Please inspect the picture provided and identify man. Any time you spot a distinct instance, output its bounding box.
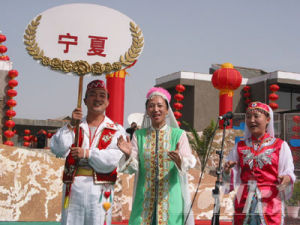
[51,80,126,225]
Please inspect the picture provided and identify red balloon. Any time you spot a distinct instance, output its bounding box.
[269,84,280,92]
[24,129,31,135]
[6,109,16,118]
[269,102,278,110]
[174,111,182,119]
[5,120,15,128]
[174,93,184,101]
[175,84,186,93]
[0,34,6,42]
[243,86,251,91]
[4,140,14,146]
[8,79,18,88]
[6,89,17,97]
[269,93,279,101]
[293,115,300,123]
[4,130,14,138]
[243,92,251,98]
[23,142,30,147]
[0,45,7,54]
[177,120,181,127]
[8,70,18,78]
[6,99,17,107]
[173,102,183,110]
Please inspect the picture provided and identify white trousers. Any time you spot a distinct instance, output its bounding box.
[61,176,114,225]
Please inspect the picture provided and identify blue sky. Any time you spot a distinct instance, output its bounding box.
[1,0,300,127]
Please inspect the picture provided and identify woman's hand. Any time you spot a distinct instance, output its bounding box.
[223,161,237,174]
[117,136,132,159]
[168,143,181,170]
[277,175,291,192]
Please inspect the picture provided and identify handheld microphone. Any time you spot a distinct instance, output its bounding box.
[218,111,233,120]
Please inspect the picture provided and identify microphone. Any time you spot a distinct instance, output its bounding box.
[219,111,233,120]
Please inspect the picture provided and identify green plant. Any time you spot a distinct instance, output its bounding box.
[286,180,300,206]
[183,120,216,172]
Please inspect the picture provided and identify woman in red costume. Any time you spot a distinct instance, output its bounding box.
[223,101,295,225]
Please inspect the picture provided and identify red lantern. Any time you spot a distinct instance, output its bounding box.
[245,99,251,104]
[269,93,279,101]
[174,111,182,119]
[34,137,38,142]
[269,84,280,92]
[0,55,10,61]
[174,93,184,101]
[0,34,6,42]
[6,99,17,107]
[4,130,15,138]
[6,89,17,97]
[173,102,183,110]
[24,136,31,142]
[243,92,251,98]
[212,64,242,90]
[4,140,14,146]
[243,86,251,91]
[24,129,31,135]
[6,109,16,118]
[292,126,300,132]
[177,121,181,127]
[269,102,278,110]
[8,70,18,78]
[23,142,30,147]
[0,45,7,54]
[47,133,53,138]
[5,120,15,128]
[175,84,186,93]
[8,79,18,88]
[293,115,300,123]
[292,134,300,139]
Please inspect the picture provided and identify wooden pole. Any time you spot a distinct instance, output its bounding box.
[75,76,84,146]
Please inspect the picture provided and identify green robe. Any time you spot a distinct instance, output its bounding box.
[129,126,184,225]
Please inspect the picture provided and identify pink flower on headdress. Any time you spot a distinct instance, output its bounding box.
[146,87,171,102]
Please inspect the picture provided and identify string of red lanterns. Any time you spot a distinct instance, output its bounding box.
[291,115,300,161]
[173,84,185,127]
[2,33,18,146]
[268,84,279,110]
[243,85,251,105]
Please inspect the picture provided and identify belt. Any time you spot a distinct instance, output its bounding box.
[75,167,93,176]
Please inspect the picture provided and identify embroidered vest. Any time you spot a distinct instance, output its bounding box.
[63,127,118,184]
[234,135,284,225]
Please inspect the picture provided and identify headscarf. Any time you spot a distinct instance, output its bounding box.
[244,101,275,139]
[141,87,179,129]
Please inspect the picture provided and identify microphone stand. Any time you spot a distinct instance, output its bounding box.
[211,118,230,225]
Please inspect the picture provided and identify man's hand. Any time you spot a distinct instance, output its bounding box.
[223,161,237,174]
[277,175,291,192]
[117,136,132,159]
[71,108,83,125]
[168,143,181,170]
[70,146,87,159]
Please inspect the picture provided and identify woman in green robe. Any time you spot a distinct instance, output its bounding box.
[118,87,196,225]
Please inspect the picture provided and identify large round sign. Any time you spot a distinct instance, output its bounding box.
[24,3,144,75]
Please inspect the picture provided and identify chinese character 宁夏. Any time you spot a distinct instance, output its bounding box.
[87,35,108,57]
[58,33,78,53]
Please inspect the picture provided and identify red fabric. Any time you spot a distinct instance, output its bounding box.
[106,76,125,125]
[234,136,284,225]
